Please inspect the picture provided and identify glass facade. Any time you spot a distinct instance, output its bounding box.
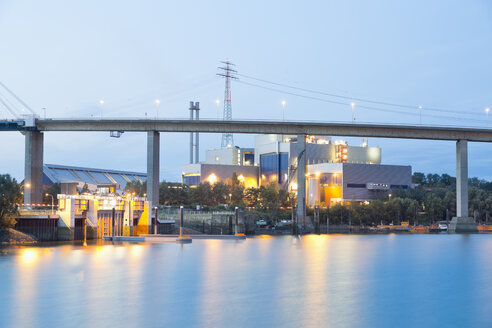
[260,153,288,184]
[183,175,200,186]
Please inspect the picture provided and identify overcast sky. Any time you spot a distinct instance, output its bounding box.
[1,0,491,182]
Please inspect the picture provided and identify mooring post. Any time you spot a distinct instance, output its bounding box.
[154,207,158,235]
[291,197,296,235]
[176,206,191,243]
[235,206,239,235]
[111,207,115,241]
[180,206,184,237]
[83,211,87,246]
[326,207,330,234]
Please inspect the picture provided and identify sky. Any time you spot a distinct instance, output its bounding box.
[1,0,491,182]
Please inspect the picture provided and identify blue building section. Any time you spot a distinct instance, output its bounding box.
[42,164,146,191]
[260,153,288,184]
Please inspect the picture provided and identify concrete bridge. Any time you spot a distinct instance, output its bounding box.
[6,118,492,232]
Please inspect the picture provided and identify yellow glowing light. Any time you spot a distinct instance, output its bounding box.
[315,172,320,177]
[19,248,38,266]
[25,183,31,189]
[207,173,217,185]
[237,174,245,182]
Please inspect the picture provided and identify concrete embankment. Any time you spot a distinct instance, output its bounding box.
[0,228,38,245]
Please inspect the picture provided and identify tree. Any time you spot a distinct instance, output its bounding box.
[211,182,231,205]
[43,183,60,204]
[124,181,146,196]
[159,181,189,205]
[0,174,22,230]
[189,182,214,205]
[259,183,280,210]
[244,187,260,209]
[81,183,90,194]
[412,172,426,186]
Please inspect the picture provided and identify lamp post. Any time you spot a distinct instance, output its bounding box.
[418,105,423,125]
[486,107,490,128]
[281,100,286,121]
[45,193,54,214]
[350,102,355,123]
[99,99,104,118]
[155,99,160,119]
[215,99,220,119]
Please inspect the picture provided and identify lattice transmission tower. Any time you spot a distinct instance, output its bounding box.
[217,60,237,148]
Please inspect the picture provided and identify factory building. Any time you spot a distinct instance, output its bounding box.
[306,163,412,206]
[182,134,411,206]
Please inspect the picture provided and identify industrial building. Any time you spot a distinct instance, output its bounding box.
[42,164,146,193]
[182,134,411,206]
[306,163,412,206]
[56,183,151,240]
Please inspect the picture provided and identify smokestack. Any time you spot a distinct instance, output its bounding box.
[195,102,200,163]
[189,101,194,164]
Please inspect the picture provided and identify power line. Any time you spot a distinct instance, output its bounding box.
[236,79,485,123]
[237,73,484,117]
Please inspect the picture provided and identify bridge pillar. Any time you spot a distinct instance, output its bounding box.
[449,140,477,233]
[146,131,160,209]
[24,131,44,205]
[296,134,306,231]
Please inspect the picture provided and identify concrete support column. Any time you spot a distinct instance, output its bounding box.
[449,139,477,233]
[24,131,44,205]
[146,131,160,209]
[296,134,306,230]
[456,140,468,217]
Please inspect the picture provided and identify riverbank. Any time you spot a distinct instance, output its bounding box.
[0,228,38,245]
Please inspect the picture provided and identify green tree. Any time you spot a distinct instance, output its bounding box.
[43,183,60,205]
[244,187,260,209]
[212,182,231,205]
[0,174,22,229]
[159,181,189,205]
[81,183,90,194]
[124,181,146,196]
[189,182,214,205]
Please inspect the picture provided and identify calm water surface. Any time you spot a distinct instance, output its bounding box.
[1,234,492,328]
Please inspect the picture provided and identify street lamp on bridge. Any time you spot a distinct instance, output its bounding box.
[486,107,490,128]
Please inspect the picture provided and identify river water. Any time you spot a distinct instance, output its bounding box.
[1,234,491,328]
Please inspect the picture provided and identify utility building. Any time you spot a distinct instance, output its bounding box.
[182,134,411,207]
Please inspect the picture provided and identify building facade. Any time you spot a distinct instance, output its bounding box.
[181,134,411,207]
[56,183,150,240]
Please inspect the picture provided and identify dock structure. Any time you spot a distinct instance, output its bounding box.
[104,234,246,243]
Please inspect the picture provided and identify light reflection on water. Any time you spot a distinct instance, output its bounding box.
[1,235,492,328]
